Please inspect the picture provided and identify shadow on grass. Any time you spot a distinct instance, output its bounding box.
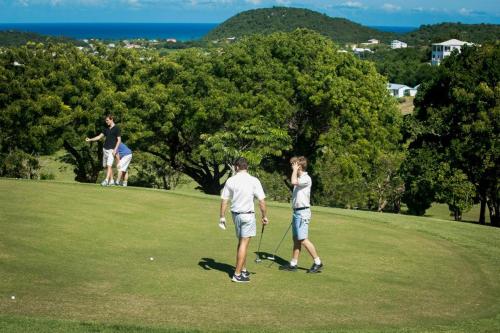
[255,251,287,266]
[254,252,308,271]
[198,258,234,278]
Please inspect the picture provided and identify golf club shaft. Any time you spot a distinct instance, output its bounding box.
[268,222,292,267]
[256,224,265,254]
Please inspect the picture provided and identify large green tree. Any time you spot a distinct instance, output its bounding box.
[402,43,499,225]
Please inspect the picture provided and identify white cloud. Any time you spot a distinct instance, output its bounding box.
[124,0,141,7]
[342,1,364,9]
[459,8,470,16]
[245,0,262,4]
[17,0,29,6]
[382,3,401,12]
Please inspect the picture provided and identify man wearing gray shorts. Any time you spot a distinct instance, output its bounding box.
[219,157,269,283]
[279,156,323,273]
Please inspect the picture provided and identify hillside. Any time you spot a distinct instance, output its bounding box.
[402,22,500,45]
[204,8,500,46]
[1,179,500,332]
[0,30,86,47]
[204,7,395,44]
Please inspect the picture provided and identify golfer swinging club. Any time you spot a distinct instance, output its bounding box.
[219,157,269,283]
[279,156,323,273]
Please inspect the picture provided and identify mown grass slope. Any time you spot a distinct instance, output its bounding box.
[1,179,499,332]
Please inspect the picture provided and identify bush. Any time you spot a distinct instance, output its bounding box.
[257,170,291,203]
[0,151,40,179]
[40,172,55,180]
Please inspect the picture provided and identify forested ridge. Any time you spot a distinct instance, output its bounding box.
[0,30,86,47]
[204,7,395,43]
[205,7,500,46]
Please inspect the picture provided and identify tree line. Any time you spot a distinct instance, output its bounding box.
[0,30,498,225]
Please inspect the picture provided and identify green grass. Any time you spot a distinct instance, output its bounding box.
[38,151,76,183]
[1,179,500,332]
[425,203,489,224]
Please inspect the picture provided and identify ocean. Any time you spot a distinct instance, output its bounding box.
[0,23,218,41]
[0,23,417,41]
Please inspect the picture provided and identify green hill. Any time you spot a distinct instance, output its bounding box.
[1,179,500,332]
[402,22,500,45]
[204,7,395,44]
[0,30,86,47]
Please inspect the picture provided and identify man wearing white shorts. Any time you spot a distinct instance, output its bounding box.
[115,143,132,186]
[219,157,269,283]
[85,115,121,186]
[279,156,323,273]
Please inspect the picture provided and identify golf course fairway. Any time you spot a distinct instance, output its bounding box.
[1,179,499,332]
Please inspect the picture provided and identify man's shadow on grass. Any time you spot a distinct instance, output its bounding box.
[198,258,234,278]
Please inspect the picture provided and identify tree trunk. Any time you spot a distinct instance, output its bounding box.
[181,160,228,195]
[479,197,486,225]
[63,140,101,183]
[487,196,500,227]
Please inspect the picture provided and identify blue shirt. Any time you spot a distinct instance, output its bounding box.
[117,143,132,157]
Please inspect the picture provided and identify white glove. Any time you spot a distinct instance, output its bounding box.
[218,217,226,230]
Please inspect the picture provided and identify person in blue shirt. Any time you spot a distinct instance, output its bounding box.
[115,143,133,186]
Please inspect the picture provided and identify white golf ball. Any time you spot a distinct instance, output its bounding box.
[149,257,154,261]
[10,295,15,300]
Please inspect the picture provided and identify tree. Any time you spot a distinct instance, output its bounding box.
[403,43,500,226]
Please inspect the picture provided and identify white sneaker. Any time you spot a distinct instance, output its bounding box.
[100,180,108,186]
[108,180,115,186]
[122,181,127,187]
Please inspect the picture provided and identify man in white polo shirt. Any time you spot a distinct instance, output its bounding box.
[279,156,323,273]
[220,157,269,283]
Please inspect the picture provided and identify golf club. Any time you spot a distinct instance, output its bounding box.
[254,224,266,263]
[267,222,292,267]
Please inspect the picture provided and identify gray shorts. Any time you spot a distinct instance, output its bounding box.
[232,213,256,238]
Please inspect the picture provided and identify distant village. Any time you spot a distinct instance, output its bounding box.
[74,35,474,100]
[345,37,474,98]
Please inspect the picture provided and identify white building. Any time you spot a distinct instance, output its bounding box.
[391,40,407,49]
[353,47,373,55]
[367,39,379,44]
[431,39,474,65]
[388,83,419,98]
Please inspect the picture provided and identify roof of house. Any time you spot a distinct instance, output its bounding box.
[388,83,410,90]
[432,39,473,46]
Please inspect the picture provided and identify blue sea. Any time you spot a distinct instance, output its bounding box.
[0,23,218,41]
[0,23,416,41]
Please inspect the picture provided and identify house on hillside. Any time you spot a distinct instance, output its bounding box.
[431,39,474,65]
[387,83,419,98]
[391,40,407,49]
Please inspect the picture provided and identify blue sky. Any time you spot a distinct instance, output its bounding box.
[1,0,499,26]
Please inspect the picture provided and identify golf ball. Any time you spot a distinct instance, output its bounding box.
[149,257,154,261]
[10,296,15,300]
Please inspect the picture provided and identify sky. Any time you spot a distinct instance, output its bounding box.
[1,0,499,26]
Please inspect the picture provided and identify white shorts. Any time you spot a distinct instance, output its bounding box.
[232,213,256,239]
[117,154,132,172]
[102,149,114,167]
